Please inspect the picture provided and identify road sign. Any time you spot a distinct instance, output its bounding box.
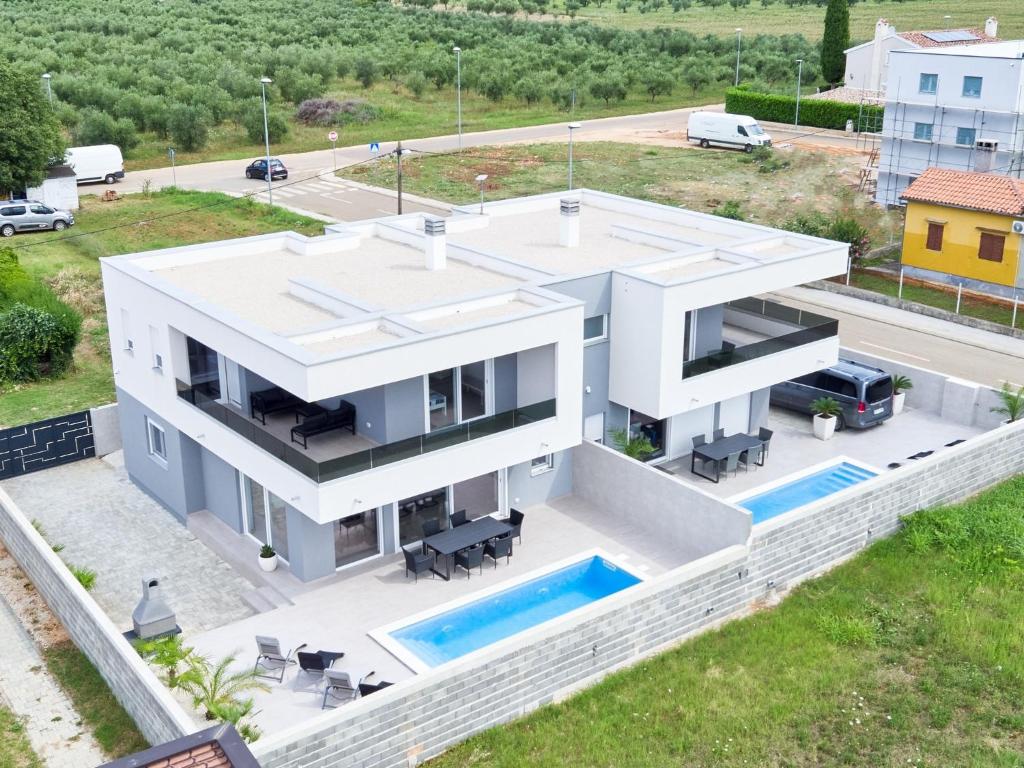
[370,142,380,153]
[327,130,338,142]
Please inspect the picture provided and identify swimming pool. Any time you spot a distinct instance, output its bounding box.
[383,555,642,670]
[735,460,878,524]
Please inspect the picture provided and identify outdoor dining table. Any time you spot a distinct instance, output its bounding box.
[690,432,764,483]
[422,516,513,581]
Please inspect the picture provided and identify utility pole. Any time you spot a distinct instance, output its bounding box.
[396,141,403,215]
[794,59,804,127]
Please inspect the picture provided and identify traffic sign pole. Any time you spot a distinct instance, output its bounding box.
[327,130,338,171]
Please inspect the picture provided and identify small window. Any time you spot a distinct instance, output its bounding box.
[926,222,944,252]
[955,127,977,146]
[530,454,554,475]
[120,308,133,353]
[153,353,163,370]
[866,377,893,403]
[29,204,52,214]
[978,232,1005,262]
[962,76,983,98]
[1,206,26,216]
[918,73,938,94]
[146,417,167,466]
[737,125,748,137]
[583,315,608,343]
[912,123,933,141]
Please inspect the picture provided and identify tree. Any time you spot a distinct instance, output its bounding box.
[167,104,211,152]
[641,70,674,101]
[681,62,711,94]
[589,74,627,105]
[354,57,378,89]
[820,0,849,85]
[74,109,139,152]
[0,61,64,194]
[514,77,544,105]
[241,108,289,144]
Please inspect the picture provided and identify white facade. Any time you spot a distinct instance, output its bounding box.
[876,40,1024,206]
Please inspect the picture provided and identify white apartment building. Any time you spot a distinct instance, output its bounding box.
[876,39,1024,207]
[101,190,846,582]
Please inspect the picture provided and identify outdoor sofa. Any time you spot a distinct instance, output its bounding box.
[290,401,357,449]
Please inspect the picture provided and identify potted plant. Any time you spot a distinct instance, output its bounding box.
[609,427,656,462]
[258,544,277,572]
[810,397,841,440]
[991,383,1024,424]
[891,374,913,415]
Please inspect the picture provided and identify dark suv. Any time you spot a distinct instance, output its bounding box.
[770,358,894,430]
[245,158,288,181]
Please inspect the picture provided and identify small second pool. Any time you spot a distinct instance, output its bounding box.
[736,460,878,524]
[386,555,641,669]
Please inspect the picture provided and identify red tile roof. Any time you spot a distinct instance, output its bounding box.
[897,28,996,48]
[902,168,1024,217]
[97,725,259,768]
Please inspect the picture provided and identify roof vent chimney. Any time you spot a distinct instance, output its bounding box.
[974,139,998,172]
[131,577,178,640]
[423,215,446,270]
[985,17,998,38]
[559,198,580,248]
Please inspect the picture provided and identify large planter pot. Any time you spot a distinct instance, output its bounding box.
[258,554,278,572]
[892,391,906,415]
[813,414,836,441]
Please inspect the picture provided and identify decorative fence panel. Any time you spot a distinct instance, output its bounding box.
[0,411,94,481]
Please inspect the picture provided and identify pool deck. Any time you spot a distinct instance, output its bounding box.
[188,494,689,736]
[657,406,985,501]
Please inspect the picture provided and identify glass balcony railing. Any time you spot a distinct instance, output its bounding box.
[175,379,556,484]
[681,297,838,380]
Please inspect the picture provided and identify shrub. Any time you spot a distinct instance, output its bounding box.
[241,108,289,144]
[296,98,380,127]
[0,304,77,383]
[405,71,428,98]
[354,57,378,89]
[168,104,211,151]
[74,109,139,152]
[827,215,870,258]
[713,200,744,220]
[725,87,882,131]
[70,565,97,591]
[741,145,790,173]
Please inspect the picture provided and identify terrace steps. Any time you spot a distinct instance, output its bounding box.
[242,584,293,614]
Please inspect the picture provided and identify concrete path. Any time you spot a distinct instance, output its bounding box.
[0,595,106,768]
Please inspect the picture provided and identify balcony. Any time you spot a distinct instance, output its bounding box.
[682,297,838,380]
[175,380,556,485]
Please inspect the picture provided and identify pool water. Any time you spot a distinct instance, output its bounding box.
[739,461,878,524]
[390,556,641,668]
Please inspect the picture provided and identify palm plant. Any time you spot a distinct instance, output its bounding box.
[207,697,262,743]
[892,374,913,395]
[134,635,195,688]
[810,397,841,418]
[176,653,270,721]
[609,427,656,461]
[991,383,1024,423]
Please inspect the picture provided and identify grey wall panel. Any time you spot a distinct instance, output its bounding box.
[493,354,518,413]
[582,342,610,420]
[285,506,336,582]
[542,273,612,316]
[200,447,242,532]
[328,386,387,444]
[749,387,771,431]
[506,451,573,510]
[385,377,426,442]
[694,304,724,358]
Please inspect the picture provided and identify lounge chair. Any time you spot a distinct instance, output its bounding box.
[250,387,303,425]
[758,427,773,463]
[455,545,485,578]
[254,636,304,682]
[450,509,469,528]
[290,401,356,449]
[358,680,394,697]
[295,649,345,689]
[497,508,524,544]
[403,547,434,582]
[484,533,513,567]
[322,669,375,709]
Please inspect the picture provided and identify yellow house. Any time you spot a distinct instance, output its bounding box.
[901,167,1024,298]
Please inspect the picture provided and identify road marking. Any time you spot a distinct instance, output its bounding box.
[324,195,353,204]
[857,341,929,362]
[308,182,336,191]
[378,208,396,215]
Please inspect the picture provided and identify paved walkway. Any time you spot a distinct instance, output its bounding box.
[0,458,254,634]
[0,595,106,768]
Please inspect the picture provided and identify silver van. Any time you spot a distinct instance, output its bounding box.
[0,201,75,237]
[770,358,894,429]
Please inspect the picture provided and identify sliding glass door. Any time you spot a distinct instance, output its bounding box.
[242,476,290,562]
[334,509,380,568]
[397,487,449,547]
[426,361,492,432]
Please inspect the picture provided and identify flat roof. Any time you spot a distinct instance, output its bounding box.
[897,39,1024,58]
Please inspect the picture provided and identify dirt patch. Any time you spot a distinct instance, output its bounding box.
[0,546,69,650]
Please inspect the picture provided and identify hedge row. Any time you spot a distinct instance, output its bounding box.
[724,87,883,131]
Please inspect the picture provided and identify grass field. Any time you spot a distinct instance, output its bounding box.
[0,708,41,768]
[429,475,1024,767]
[125,79,727,170]
[342,141,902,240]
[43,641,148,758]
[545,0,1022,38]
[0,190,322,428]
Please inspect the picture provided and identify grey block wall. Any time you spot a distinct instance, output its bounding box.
[251,420,1024,768]
[0,489,196,746]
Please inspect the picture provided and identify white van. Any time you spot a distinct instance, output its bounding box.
[687,112,772,153]
[65,145,125,185]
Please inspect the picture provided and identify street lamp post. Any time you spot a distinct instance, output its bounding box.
[567,122,581,191]
[260,76,274,206]
[453,47,463,151]
[794,59,804,128]
[41,73,52,104]
[734,29,742,87]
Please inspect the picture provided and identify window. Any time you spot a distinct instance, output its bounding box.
[912,123,933,141]
[0,206,26,216]
[29,204,52,214]
[926,222,944,251]
[918,73,938,94]
[978,232,1005,262]
[120,308,133,353]
[583,314,608,343]
[149,325,162,371]
[737,125,748,137]
[146,417,167,466]
[962,76,983,98]
[955,127,977,146]
[530,454,554,475]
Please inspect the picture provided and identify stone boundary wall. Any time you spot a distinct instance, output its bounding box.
[252,420,1024,768]
[0,487,196,746]
[89,403,122,457]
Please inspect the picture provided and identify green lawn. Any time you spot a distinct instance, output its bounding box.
[0,708,41,768]
[429,475,1024,767]
[125,79,727,171]
[0,189,322,428]
[43,642,148,758]
[342,141,902,242]
[849,270,1018,329]
[544,0,1023,38]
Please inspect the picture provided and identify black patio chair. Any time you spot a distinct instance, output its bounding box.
[421,518,441,538]
[455,545,485,578]
[359,680,394,697]
[403,546,434,582]
[295,649,345,689]
[450,509,469,528]
[758,427,773,464]
[254,636,304,683]
[484,533,513,568]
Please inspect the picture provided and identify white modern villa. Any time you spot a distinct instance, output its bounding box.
[100,190,848,582]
